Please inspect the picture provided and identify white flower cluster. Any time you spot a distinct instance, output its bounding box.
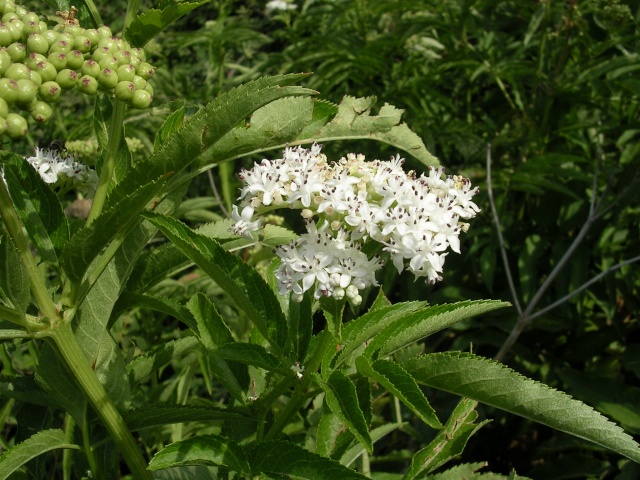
[25,147,98,197]
[266,0,297,13]
[231,144,479,304]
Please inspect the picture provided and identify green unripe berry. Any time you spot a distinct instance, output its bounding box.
[49,39,72,54]
[2,0,16,14]
[14,5,26,16]
[0,96,8,117]
[136,62,155,80]
[47,51,67,71]
[7,41,24,61]
[0,47,11,74]
[83,28,99,46]
[62,24,82,37]
[97,67,118,89]
[41,29,57,46]
[38,21,47,33]
[0,24,13,47]
[80,58,100,77]
[55,32,73,44]
[38,80,61,102]
[116,63,135,82]
[5,62,30,80]
[91,46,111,64]
[66,49,83,70]
[144,81,153,96]
[22,20,39,36]
[28,69,41,87]
[114,80,134,102]
[0,77,18,103]
[0,117,6,135]
[30,100,52,122]
[131,75,146,90]
[27,33,48,55]
[97,36,119,51]
[113,48,131,66]
[33,60,56,82]
[6,20,21,42]
[96,25,112,38]
[131,89,152,109]
[20,12,39,25]
[132,47,146,62]
[5,112,27,137]
[77,74,98,95]
[97,54,117,70]
[73,35,91,53]
[15,78,36,104]
[26,52,45,69]
[55,68,77,89]
[1,13,18,23]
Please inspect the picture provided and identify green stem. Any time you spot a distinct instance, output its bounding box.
[63,414,75,480]
[0,177,58,323]
[48,322,153,480]
[80,0,103,27]
[87,100,126,225]
[123,0,141,32]
[263,330,334,442]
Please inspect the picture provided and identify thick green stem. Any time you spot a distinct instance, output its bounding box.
[0,177,58,323]
[87,100,126,225]
[48,322,153,480]
[263,330,334,442]
[123,0,141,32]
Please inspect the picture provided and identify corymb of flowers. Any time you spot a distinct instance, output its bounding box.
[24,146,98,197]
[231,144,480,306]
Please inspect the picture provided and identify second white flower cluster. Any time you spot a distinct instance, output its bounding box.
[25,147,98,197]
[231,144,479,305]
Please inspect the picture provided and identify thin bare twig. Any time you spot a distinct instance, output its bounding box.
[486,144,522,315]
[207,168,229,218]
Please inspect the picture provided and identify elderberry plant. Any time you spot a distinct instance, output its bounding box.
[0,1,639,479]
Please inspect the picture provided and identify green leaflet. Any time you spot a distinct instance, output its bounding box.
[355,357,442,430]
[106,74,315,209]
[186,293,247,403]
[127,337,200,385]
[0,429,79,479]
[318,371,373,454]
[216,343,284,372]
[124,1,209,48]
[148,434,251,475]
[249,440,370,479]
[198,95,439,173]
[125,404,252,431]
[2,151,69,268]
[404,398,487,479]
[365,300,510,359]
[404,352,640,464]
[60,175,169,283]
[0,235,29,317]
[143,213,287,356]
[321,301,425,378]
[113,292,197,332]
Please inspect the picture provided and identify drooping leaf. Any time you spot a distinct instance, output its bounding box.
[124,1,209,47]
[125,404,252,431]
[404,398,487,479]
[0,235,30,316]
[355,357,442,430]
[127,337,199,385]
[154,105,186,150]
[2,151,69,266]
[339,423,405,468]
[216,343,284,372]
[287,288,313,363]
[186,293,248,404]
[318,371,373,454]
[60,175,169,283]
[248,440,369,479]
[148,434,251,475]
[316,402,354,460]
[142,213,287,355]
[404,352,640,464]
[113,292,197,332]
[0,429,79,479]
[199,95,439,171]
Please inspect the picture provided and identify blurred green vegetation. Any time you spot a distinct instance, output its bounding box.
[2,0,639,477]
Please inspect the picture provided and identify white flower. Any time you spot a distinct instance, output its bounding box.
[231,144,479,304]
[266,0,297,13]
[24,147,98,197]
[230,205,263,239]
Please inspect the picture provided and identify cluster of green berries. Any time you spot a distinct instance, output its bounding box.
[0,0,155,138]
